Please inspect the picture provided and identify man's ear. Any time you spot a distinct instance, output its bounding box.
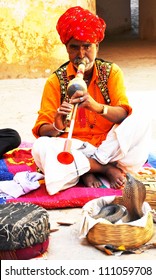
[96,43,99,52]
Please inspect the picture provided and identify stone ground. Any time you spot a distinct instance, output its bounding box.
[0,32,156,260]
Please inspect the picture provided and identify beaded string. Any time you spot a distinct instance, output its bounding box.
[55,59,112,104]
[85,81,97,129]
[55,59,112,128]
[95,59,111,104]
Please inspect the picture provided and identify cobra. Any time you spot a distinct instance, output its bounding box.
[93,173,146,223]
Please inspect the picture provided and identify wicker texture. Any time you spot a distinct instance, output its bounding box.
[87,212,154,249]
[134,167,156,210]
[145,190,156,210]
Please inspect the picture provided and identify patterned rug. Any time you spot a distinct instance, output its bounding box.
[0,146,122,209]
[1,145,156,209]
[0,148,36,181]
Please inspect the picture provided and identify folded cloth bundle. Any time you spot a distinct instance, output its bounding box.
[0,171,44,198]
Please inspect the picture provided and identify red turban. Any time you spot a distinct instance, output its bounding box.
[56,6,106,44]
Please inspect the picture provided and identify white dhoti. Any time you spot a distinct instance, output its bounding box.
[93,105,151,173]
[32,105,151,195]
[32,137,93,195]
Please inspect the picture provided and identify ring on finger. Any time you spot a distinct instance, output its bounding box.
[122,177,126,183]
[79,97,83,102]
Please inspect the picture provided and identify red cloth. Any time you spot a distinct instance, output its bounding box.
[7,183,122,209]
[0,239,49,260]
[56,6,106,44]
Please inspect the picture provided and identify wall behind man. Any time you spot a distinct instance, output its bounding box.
[0,0,95,79]
[139,0,156,40]
[96,0,131,36]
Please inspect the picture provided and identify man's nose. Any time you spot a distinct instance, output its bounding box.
[78,46,86,58]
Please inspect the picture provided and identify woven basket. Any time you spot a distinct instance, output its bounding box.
[87,209,154,249]
[133,167,156,210]
[145,189,156,210]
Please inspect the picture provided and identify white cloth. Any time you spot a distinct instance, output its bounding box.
[32,137,91,195]
[32,106,151,195]
[0,171,44,198]
[93,104,151,173]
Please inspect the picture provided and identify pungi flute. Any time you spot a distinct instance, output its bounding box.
[57,57,88,164]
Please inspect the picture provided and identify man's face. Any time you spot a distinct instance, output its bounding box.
[66,38,99,71]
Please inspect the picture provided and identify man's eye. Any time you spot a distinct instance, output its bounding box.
[84,45,91,50]
[70,46,79,50]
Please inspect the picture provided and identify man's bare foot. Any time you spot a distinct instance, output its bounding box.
[81,173,102,188]
[105,164,126,189]
[87,158,126,189]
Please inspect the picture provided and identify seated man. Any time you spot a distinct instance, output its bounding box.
[32,6,150,195]
[0,128,21,158]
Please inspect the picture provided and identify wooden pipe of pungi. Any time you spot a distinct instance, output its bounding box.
[57,57,89,164]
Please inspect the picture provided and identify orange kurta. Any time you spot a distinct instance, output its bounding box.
[32,61,132,147]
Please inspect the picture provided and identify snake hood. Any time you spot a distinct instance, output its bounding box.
[122,173,146,221]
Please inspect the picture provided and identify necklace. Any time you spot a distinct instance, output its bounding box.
[86,111,97,129]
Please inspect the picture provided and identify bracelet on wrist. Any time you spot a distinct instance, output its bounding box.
[100,105,108,115]
[53,122,65,133]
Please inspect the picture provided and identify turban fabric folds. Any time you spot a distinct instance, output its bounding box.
[56,6,106,44]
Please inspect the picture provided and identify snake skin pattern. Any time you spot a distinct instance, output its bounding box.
[93,173,146,223]
[122,173,146,222]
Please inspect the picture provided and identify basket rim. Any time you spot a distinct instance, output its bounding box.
[87,212,154,249]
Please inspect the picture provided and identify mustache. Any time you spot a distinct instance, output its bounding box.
[73,57,90,67]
